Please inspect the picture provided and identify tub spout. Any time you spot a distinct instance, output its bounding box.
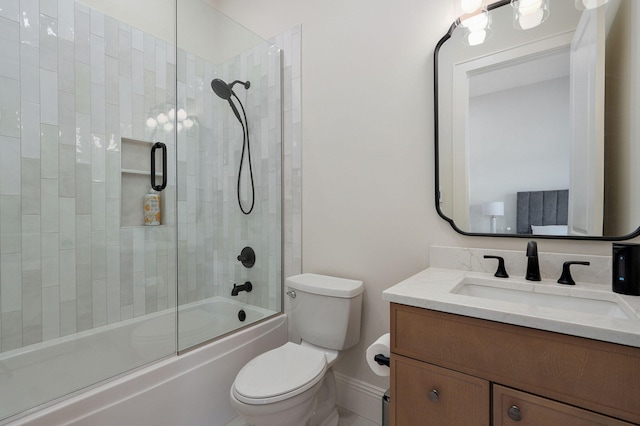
[231,281,253,296]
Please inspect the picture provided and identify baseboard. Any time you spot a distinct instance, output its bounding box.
[334,372,386,425]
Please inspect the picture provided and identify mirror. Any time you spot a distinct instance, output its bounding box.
[436,0,640,239]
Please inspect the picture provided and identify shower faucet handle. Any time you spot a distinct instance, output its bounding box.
[237,247,255,268]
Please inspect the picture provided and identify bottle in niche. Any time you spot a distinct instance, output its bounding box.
[144,188,161,226]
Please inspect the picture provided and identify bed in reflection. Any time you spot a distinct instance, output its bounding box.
[517,190,569,235]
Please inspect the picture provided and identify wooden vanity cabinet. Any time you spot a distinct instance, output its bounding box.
[392,354,490,425]
[390,303,640,426]
[493,385,633,425]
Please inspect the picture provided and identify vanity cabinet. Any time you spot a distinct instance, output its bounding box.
[393,354,489,425]
[493,385,632,425]
[390,303,640,425]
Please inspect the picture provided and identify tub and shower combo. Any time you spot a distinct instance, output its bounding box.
[0,0,289,424]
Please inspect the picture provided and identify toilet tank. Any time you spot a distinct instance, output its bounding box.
[286,273,364,351]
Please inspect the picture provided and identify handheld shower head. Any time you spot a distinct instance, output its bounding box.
[211,78,233,100]
[210,78,251,100]
[211,78,251,123]
[211,77,255,215]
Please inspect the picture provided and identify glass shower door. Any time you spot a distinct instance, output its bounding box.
[176,0,283,352]
[0,0,177,421]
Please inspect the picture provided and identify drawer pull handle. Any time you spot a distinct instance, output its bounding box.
[427,389,439,402]
[507,405,522,421]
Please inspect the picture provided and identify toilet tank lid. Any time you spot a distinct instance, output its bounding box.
[286,273,364,298]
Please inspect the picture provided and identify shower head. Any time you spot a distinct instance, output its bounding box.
[210,78,251,100]
[211,78,251,123]
[211,78,233,100]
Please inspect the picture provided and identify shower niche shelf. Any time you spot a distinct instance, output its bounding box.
[121,137,164,227]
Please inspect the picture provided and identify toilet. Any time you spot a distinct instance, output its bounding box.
[229,273,364,426]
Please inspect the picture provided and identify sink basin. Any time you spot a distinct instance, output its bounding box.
[452,279,635,320]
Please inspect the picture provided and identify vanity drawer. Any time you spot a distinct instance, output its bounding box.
[391,354,489,426]
[493,385,634,426]
[391,303,640,424]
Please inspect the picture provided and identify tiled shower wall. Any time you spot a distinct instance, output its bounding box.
[0,0,302,354]
[176,41,283,312]
[176,26,302,314]
[0,0,178,353]
[176,26,303,313]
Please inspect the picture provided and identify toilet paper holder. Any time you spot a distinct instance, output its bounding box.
[374,354,390,367]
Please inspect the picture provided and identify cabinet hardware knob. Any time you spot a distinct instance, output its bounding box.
[427,389,439,402]
[507,405,522,421]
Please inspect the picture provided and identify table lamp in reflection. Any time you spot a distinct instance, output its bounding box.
[482,201,504,233]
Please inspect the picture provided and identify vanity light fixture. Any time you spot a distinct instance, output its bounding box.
[575,0,608,10]
[455,0,608,46]
[482,201,504,233]
[146,107,195,134]
[455,0,492,46]
[511,0,549,30]
[459,9,492,45]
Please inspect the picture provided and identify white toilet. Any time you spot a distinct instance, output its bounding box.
[229,273,364,426]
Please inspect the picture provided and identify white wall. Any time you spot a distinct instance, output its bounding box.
[212,0,638,399]
[468,77,571,233]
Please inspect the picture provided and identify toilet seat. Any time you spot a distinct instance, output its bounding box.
[232,342,327,404]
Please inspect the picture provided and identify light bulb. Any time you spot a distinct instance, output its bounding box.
[519,0,542,15]
[460,11,489,30]
[157,113,168,124]
[168,108,175,121]
[518,8,544,28]
[177,108,188,121]
[460,0,482,13]
[146,117,158,129]
[183,118,194,129]
[163,122,174,132]
[512,0,548,30]
[466,30,487,46]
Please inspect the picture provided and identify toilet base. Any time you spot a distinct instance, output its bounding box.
[231,368,340,426]
[229,380,319,426]
[309,369,338,426]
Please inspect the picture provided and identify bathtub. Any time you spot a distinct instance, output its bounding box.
[2,297,286,425]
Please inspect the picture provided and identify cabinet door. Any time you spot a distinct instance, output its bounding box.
[391,355,490,426]
[493,385,635,426]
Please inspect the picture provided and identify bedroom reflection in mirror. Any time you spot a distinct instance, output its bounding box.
[435,0,640,239]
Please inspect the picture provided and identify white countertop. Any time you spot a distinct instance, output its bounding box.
[383,267,640,348]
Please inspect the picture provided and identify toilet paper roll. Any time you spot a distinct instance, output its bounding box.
[366,333,391,377]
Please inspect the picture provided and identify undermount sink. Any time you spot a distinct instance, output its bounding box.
[452,279,636,320]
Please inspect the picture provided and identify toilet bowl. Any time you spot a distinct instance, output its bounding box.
[229,274,364,426]
[230,343,331,426]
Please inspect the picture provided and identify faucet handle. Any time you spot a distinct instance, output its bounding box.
[484,255,509,278]
[237,247,256,268]
[557,261,590,285]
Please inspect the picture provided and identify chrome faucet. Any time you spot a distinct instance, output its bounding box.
[525,241,541,281]
[231,281,253,296]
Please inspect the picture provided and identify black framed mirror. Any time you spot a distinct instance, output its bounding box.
[435,0,640,240]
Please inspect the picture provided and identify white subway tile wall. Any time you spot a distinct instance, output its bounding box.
[176,41,284,316]
[0,0,302,353]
